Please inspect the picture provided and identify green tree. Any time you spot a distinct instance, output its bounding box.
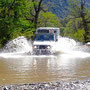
[64,0,90,42]
[25,0,44,29]
[38,12,62,27]
[0,0,61,48]
[0,0,35,47]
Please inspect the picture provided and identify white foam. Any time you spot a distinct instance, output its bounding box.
[2,36,32,53]
[0,36,90,59]
[0,53,56,59]
[55,37,77,52]
[54,37,90,58]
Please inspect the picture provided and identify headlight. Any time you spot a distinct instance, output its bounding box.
[33,45,38,49]
[47,46,51,49]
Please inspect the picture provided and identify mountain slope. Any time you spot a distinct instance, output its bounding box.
[44,0,90,18]
[44,0,68,18]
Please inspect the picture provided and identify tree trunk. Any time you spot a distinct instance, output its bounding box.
[82,15,89,43]
[32,0,43,29]
[81,0,89,43]
[34,11,39,28]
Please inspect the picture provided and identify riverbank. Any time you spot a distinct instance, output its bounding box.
[0,79,90,90]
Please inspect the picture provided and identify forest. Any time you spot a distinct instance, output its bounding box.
[0,0,90,48]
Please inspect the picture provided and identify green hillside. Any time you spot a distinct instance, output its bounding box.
[44,0,90,18]
[44,0,68,18]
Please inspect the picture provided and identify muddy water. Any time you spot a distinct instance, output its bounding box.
[0,54,90,85]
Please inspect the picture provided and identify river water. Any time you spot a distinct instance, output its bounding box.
[0,53,90,85]
[0,37,90,85]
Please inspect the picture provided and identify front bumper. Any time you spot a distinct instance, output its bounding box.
[33,49,51,55]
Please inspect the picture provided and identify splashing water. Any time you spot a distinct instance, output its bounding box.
[2,36,32,53]
[55,37,78,52]
[55,37,90,58]
[0,36,90,58]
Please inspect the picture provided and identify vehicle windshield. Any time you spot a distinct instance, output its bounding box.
[35,34,54,41]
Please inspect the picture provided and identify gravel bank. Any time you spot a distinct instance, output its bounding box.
[0,79,90,90]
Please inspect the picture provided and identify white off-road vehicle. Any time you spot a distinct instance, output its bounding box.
[33,27,60,55]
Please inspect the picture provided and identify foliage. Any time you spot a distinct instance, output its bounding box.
[63,0,90,42]
[0,0,89,48]
[38,12,62,27]
[74,28,85,42]
[0,0,35,47]
[0,0,62,48]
